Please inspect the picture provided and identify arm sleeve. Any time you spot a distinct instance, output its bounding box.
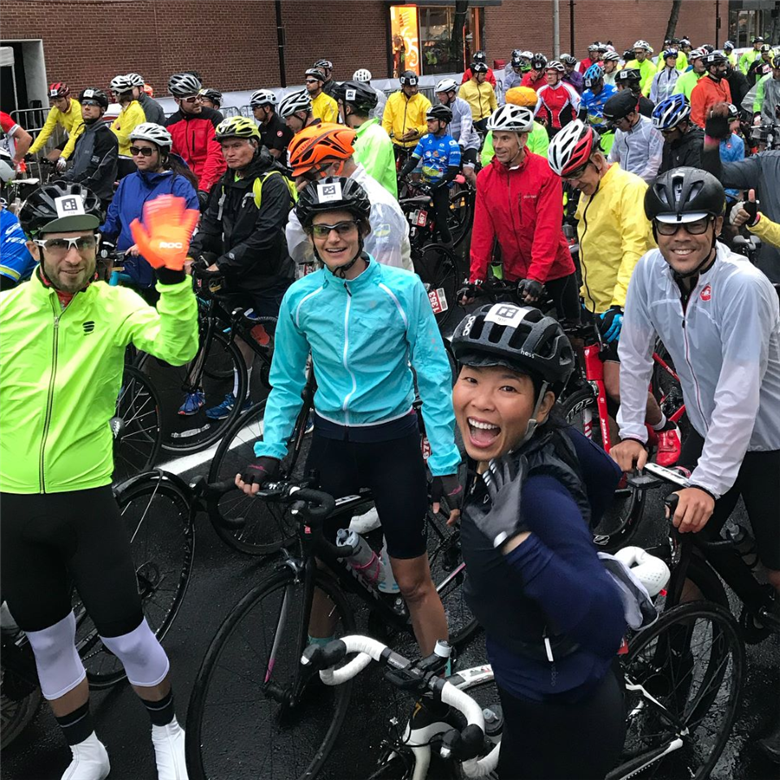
[638,128,664,183]
[187,187,222,257]
[98,178,124,241]
[480,132,494,168]
[649,74,659,104]
[525,171,566,283]
[60,124,84,160]
[253,291,311,461]
[285,207,313,264]
[197,119,227,193]
[489,87,498,113]
[111,105,143,153]
[749,212,780,248]
[416,96,432,137]
[28,108,59,155]
[406,279,461,476]
[616,258,657,443]
[690,274,779,497]
[704,151,762,191]
[611,184,652,307]
[607,132,620,164]
[381,96,395,137]
[469,176,495,282]
[114,279,198,365]
[504,477,626,657]
[754,76,766,114]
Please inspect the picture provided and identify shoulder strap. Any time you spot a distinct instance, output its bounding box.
[252,170,298,210]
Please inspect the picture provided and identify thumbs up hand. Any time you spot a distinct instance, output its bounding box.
[729,189,760,229]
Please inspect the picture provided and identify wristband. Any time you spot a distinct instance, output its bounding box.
[703,135,720,146]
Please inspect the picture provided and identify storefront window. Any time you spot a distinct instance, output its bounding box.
[390,6,421,77]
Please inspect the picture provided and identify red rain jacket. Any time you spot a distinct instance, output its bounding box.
[165,106,226,193]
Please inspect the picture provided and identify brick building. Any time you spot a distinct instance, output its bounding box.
[0,0,751,113]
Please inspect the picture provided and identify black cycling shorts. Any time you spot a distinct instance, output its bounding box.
[0,486,144,636]
[305,429,429,560]
[679,430,780,571]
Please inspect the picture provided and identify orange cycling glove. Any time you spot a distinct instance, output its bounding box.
[130,195,200,271]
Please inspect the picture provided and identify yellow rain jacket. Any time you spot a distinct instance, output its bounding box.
[311,91,339,124]
[382,91,431,148]
[28,100,84,160]
[458,80,498,122]
[111,100,147,157]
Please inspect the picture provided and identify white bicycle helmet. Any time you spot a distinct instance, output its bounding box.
[278,89,312,118]
[633,40,651,51]
[353,69,372,83]
[602,50,620,63]
[110,74,135,94]
[250,89,278,108]
[130,122,173,151]
[546,60,565,74]
[168,72,202,97]
[486,104,534,134]
[126,73,145,88]
[435,78,460,94]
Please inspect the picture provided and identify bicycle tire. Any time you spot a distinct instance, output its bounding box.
[186,568,355,780]
[1,682,42,750]
[206,400,311,555]
[413,243,459,327]
[138,329,247,454]
[77,475,195,688]
[448,185,473,248]
[112,364,163,485]
[614,602,744,780]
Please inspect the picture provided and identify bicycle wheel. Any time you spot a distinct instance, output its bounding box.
[186,568,355,780]
[76,474,195,688]
[558,387,643,547]
[413,243,459,327]
[615,602,744,780]
[1,651,42,751]
[651,343,690,442]
[206,401,312,555]
[448,185,473,248]
[138,329,247,454]
[112,364,163,485]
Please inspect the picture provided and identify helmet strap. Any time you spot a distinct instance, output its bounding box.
[313,237,366,279]
[512,380,550,450]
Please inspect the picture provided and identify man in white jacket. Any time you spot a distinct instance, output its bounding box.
[611,171,780,729]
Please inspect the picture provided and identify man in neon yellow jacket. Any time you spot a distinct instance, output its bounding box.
[739,36,765,75]
[28,82,83,166]
[628,41,657,97]
[673,49,707,99]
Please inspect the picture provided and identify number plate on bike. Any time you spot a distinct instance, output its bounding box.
[428,288,448,314]
[416,210,428,227]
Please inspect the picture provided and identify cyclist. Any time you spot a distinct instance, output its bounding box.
[611,173,780,765]
[250,90,293,161]
[601,50,621,87]
[109,75,147,178]
[100,123,199,302]
[521,53,548,92]
[1,110,33,168]
[165,72,226,209]
[304,68,339,124]
[0,150,36,289]
[481,87,550,166]
[630,40,656,97]
[197,88,224,116]
[435,77,480,186]
[450,303,627,780]
[754,53,780,125]
[459,62,498,135]
[718,103,745,203]
[739,35,765,75]
[746,44,774,88]
[649,48,682,103]
[502,51,528,94]
[1,181,199,780]
[398,104,460,246]
[604,90,663,183]
[577,42,601,75]
[560,54,584,94]
[335,80,396,197]
[61,88,118,207]
[314,59,338,98]
[27,83,83,170]
[285,123,412,271]
[537,61,581,137]
[187,116,296,420]
[127,73,166,125]
[614,68,655,117]
[579,64,616,132]
[652,94,703,174]
[463,104,579,323]
[725,59,750,109]
[460,50,497,87]
[278,89,319,135]
[547,121,680,462]
[382,70,431,161]
[723,40,737,68]
[690,51,731,128]
[353,68,387,122]
[673,48,707,100]
[238,176,461,658]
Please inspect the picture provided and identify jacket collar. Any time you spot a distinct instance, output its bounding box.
[321,253,379,291]
[137,168,174,186]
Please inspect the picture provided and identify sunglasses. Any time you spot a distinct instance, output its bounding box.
[130,146,156,157]
[81,100,102,108]
[34,235,98,256]
[654,217,711,236]
[305,79,320,84]
[310,221,359,238]
[181,95,201,104]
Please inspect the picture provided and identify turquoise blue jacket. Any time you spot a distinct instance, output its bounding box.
[255,257,460,476]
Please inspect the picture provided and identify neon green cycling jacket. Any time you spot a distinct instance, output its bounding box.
[0,273,198,494]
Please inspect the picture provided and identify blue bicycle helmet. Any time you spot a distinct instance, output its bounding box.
[651,94,691,131]
[583,63,604,89]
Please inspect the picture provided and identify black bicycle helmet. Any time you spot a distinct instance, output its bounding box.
[399,70,419,87]
[19,181,102,237]
[295,176,371,229]
[334,81,378,113]
[426,104,453,123]
[452,304,575,393]
[644,167,725,224]
[473,51,488,64]
[472,62,489,75]
[531,53,548,71]
[615,68,641,85]
[78,87,109,109]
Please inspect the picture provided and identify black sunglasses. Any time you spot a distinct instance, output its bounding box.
[130,146,156,157]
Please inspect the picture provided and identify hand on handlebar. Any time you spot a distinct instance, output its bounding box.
[235,456,280,496]
[665,487,716,534]
[457,279,481,306]
[516,278,544,304]
[609,439,648,472]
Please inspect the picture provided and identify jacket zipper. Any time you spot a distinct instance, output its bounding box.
[341,283,358,426]
[678,280,707,423]
[39,300,62,493]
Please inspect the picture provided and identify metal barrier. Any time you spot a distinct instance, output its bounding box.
[10,106,68,162]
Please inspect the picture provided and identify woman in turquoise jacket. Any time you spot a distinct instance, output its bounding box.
[237,176,461,655]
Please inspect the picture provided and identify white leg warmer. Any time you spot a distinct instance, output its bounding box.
[99,618,170,687]
[26,612,86,701]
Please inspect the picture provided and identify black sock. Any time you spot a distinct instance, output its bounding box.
[142,688,176,726]
[55,701,95,746]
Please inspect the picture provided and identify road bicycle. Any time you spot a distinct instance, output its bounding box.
[185,481,477,780]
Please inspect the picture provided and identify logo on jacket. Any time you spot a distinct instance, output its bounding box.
[83,321,95,334]
[700,284,712,302]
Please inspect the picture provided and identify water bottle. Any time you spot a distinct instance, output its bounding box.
[377,539,400,594]
[725,521,759,571]
[336,529,384,586]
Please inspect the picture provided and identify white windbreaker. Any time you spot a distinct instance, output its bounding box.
[618,242,780,498]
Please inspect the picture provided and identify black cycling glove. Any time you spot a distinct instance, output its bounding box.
[742,198,759,227]
[516,278,544,303]
[240,456,280,489]
[704,111,730,141]
[197,190,211,210]
[478,455,530,549]
[431,474,464,514]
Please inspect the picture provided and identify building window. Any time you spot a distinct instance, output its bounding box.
[728,7,774,48]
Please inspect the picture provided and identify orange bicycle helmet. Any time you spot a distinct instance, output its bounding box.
[287,123,357,177]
